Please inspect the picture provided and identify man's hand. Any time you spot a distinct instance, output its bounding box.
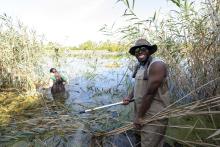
[133,117,144,130]
[122,96,131,105]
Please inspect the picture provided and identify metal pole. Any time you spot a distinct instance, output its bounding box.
[79,99,134,114]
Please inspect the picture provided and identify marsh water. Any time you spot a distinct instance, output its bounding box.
[1,51,139,147]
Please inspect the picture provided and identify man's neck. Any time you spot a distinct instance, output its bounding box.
[139,57,150,66]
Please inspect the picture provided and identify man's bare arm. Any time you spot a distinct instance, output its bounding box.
[128,87,134,99]
[137,61,167,118]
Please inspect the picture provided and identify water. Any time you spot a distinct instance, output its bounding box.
[42,56,134,110]
[1,53,138,147]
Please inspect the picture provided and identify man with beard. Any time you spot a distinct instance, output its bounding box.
[123,39,169,147]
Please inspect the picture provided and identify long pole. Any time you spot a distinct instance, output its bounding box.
[79,99,134,114]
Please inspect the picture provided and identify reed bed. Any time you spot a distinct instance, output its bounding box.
[0,0,220,146]
[0,14,47,92]
[96,0,220,146]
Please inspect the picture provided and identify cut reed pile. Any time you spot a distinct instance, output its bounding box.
[0,92,42,124]
[0,96,87,143]
[95,96,220,138]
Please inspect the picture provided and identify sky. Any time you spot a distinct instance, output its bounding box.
[0,0,175,46]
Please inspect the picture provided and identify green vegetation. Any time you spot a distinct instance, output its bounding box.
[0,14,47,127]
[68,40,129,52]
[0,92,41,124]
[166,115,220,146]
[0,14,46,92]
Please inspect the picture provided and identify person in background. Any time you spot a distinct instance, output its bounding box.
[49,68,68,100]
[123,39,169,147]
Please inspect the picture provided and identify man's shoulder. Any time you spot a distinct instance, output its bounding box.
[151,57,166,64]
[147,57,167,76]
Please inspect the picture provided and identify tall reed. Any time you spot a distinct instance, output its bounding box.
[0,14,45,93]
[115,0,220,102]
[97,0,220,146]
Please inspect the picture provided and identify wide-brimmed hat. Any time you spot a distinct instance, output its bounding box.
[129,39,157,55]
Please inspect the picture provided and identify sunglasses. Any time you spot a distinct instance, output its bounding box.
[134,47,147,54]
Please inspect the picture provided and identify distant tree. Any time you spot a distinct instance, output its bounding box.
[79,40,97,50]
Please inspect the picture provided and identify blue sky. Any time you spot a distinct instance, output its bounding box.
[0,0,175,46]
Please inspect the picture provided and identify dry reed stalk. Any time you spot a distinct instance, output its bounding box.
[145,123,218,131]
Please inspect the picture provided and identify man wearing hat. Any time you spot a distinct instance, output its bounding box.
[123,39,169,147]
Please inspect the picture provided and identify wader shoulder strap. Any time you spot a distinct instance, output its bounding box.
[132,63,141,78]
[143,56,153,80]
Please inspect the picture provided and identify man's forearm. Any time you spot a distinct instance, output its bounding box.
[137,94,154,118]
[128,88,134,99]
[137,81,160,118]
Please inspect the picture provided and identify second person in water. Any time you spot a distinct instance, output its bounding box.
[49,68,68,100]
